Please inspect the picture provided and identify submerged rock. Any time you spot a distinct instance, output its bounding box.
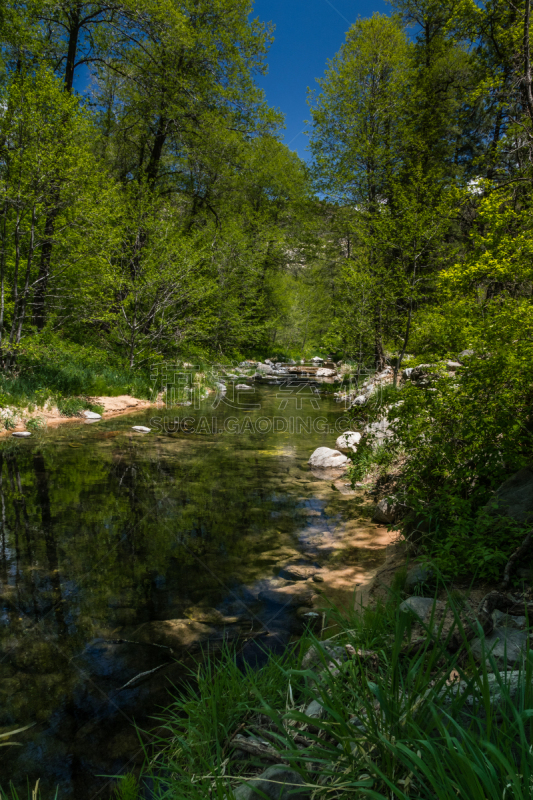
[134,619,216,650]
[184,606,239,625]
[278,565,318,581]
[259,581,316,608]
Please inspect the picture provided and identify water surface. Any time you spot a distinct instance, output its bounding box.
[0,386,385,798]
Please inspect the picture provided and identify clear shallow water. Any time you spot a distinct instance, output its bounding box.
[0,386,383,798]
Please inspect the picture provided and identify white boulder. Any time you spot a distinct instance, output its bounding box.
[131,426,151,433]
[316,368,336,377]
[12,431,31,438]
[235,384,252,390]
[351,395,367,406]
[83,410,102,420]
[308,447,349,469]
[335,431,362,453]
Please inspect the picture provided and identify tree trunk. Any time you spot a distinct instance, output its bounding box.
[33,7,80,331]
[64,7,81,93]
[33,202,58,331]
[394,301,412,388]
[373,304,386,370]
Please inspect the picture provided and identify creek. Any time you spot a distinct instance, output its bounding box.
[0,384,390,798]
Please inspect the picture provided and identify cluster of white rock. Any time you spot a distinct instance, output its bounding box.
[334,365,395,407]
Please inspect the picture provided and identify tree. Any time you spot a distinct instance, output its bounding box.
[308,14,414,367]
[0,67,116,365]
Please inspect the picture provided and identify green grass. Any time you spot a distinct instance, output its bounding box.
[143,643,305,800]
[0,336,154,410]
[133,587,533,800]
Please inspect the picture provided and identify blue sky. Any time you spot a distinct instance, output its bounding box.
[252,0,389,160]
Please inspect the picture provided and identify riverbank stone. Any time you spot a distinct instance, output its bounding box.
[484,466,533,524]
[405,565,434,590]
[471,627,529,668]
[335,431,361,453]
[308,447,349,469]
[305,699,327,721]
[231,766,310,800]
[399,596,446,623]
[372,498,397,524]
[301,639,348,670]
[83,410,102,420]
[131,426,151,433]
[12,431,31,437]
[492,610,527,630]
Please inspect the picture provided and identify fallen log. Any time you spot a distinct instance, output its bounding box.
[231,735,288,764]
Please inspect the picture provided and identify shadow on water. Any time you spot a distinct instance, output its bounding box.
[0,386,384,798]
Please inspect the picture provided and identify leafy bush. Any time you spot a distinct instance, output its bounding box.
[25,417,46,433]
[388,344,533,579]
[2,415,16,431]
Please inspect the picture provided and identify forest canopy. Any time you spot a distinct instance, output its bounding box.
[0,0,533,382]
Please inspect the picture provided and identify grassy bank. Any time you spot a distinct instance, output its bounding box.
[107,582,533,800]
[0,337,155,413]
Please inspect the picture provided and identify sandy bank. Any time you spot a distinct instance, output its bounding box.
[0,395,155,437]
